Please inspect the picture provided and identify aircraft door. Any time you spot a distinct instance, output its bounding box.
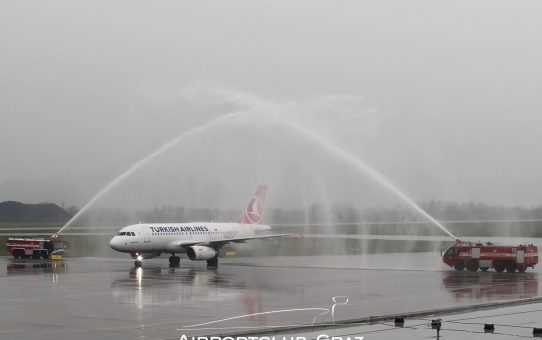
[144,233,150,243]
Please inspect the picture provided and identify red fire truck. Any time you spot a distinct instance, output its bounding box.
[6,237,68,259]
[442,241,538,272]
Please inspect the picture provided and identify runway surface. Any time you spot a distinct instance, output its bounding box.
[0,253,540,339]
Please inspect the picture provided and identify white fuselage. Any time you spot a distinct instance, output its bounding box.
[109,222,271,254]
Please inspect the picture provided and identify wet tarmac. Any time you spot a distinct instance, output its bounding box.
[0,253,540,339]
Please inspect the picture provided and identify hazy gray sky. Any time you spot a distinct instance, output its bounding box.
[1,1,541,209]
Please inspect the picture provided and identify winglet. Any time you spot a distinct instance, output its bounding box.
[237,185,267,224]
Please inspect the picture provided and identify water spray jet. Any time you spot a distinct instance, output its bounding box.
[55,111,250,235]
[270,117,458,241]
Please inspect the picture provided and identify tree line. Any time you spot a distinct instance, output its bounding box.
[67,200,542,226]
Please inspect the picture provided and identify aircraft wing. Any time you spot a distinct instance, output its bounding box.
[166,233,296,251]
[219,232,294,243]
[165,239,200,251]
[268,226,299,231]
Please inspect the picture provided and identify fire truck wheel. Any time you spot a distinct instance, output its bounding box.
[41,251,49,259]
[505,261,517,273]
[480,267,489,272]
[517,265,527,273]
[32,252,41,259]
[466,260,479,272]
[454,261,465,271]
[493,261,506,273]
[494,261,505,272]
[13,249,24,259]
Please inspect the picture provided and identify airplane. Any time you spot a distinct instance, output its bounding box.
[109,185,290,268]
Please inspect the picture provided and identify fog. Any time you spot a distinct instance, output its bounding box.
[1,1,542,210]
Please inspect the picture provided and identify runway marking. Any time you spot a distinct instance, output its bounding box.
[179,296,349,331]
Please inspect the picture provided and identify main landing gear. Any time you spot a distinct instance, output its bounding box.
[207,256,218,268]
[169,255,181,267]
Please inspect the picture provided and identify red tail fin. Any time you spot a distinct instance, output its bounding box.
[237,185,267,224]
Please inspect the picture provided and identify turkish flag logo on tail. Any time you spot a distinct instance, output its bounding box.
[237,185,267,224]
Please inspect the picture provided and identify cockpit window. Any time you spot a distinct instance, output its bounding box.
[118,232,126,236]
[130,232,135,236]
[53,242,66,250]
[446,247,458,256]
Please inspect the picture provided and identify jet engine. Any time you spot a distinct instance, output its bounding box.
[186,246,217,261]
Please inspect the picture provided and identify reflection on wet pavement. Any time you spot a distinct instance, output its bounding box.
[0,253,539,339]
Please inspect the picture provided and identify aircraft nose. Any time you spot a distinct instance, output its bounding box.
[109,237,121,251]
